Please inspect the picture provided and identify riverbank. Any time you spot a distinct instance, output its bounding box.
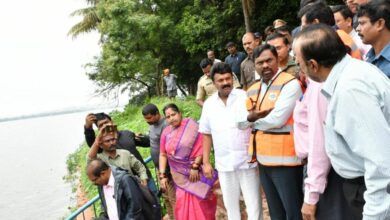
[64,96,201,217]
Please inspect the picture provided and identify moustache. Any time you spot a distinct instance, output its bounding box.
[222,84,231,89]
[262,68,272,73]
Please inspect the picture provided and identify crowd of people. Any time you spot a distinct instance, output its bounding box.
[83,0,390,219]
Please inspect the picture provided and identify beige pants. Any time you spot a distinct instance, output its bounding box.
[162,177,176,220]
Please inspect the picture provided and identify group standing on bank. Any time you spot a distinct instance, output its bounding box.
[84,0,390,220]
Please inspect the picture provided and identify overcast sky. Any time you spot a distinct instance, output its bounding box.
[0,0,127,118]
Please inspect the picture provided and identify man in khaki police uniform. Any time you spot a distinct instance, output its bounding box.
[196,58,240,107]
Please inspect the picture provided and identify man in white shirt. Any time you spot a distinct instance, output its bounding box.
[200,62,262,220]
[294,23,390,220]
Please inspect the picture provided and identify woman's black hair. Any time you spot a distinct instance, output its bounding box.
[162,103,181,116]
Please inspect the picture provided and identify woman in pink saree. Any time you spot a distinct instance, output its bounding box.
[159,103,217,220]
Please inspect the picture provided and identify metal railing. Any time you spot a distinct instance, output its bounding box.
[65,156,153,220]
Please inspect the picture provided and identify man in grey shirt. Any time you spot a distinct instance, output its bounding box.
[241,32,260,90]
[142,104,176,220]
[163,68,178,99]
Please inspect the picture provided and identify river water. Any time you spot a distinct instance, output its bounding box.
[0,111,106,219]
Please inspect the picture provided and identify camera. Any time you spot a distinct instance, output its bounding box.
[104,125,117,133]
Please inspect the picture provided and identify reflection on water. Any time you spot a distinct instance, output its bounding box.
[0,111,104,219]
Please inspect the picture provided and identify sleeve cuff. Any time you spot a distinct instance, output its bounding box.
[237,121,251,129]
[304,191,320,205]
[198,125,211,134]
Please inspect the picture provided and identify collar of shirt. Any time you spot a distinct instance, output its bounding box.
[105,171,115,188]
[255,70,261,80]
[349,29,357,38]
[210,88,239,106]
[321,55,350,100]
[246,53,254,61]
[152,118,165,128]
[201,74,211,80]
[287,55,296,66]
[101,151,120,160]
[366,42,390,63]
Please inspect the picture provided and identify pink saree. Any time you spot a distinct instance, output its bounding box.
[160,118,217,220]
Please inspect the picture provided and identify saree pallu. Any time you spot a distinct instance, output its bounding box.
[161,118,217,220]
[168,155,218,199]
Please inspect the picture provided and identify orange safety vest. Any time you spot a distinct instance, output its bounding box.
[246,72,302,166]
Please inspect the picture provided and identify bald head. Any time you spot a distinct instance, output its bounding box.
[87,159,111,185]
[242,32,255,41]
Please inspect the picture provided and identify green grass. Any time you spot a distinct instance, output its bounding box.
[64,96,203,217]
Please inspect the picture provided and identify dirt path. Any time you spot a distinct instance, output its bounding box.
[76,182,95,220]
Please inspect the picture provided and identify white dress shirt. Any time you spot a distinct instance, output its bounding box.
[322,55,390,220]
[199,88,257,172]
[252,71,302,131]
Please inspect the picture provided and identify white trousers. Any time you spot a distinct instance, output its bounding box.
[219,167,262,220]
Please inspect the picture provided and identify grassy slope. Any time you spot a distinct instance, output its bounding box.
[65,96,202,214]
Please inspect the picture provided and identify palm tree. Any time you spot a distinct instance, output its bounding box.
[241,0,255,32]
[68,0,100,39]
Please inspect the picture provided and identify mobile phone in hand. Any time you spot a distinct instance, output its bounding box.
[94,112,105,122]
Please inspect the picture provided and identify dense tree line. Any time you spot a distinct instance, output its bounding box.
[69,0,342,100]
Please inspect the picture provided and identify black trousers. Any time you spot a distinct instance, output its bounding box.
[316,168,359,220]
[259,165,304,220]
[341,176,366,219]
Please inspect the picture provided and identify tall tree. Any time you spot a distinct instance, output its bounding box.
[72,0,307,99]
[241,0,255,32]
[87,0,185,97]
[68,0,100,39]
